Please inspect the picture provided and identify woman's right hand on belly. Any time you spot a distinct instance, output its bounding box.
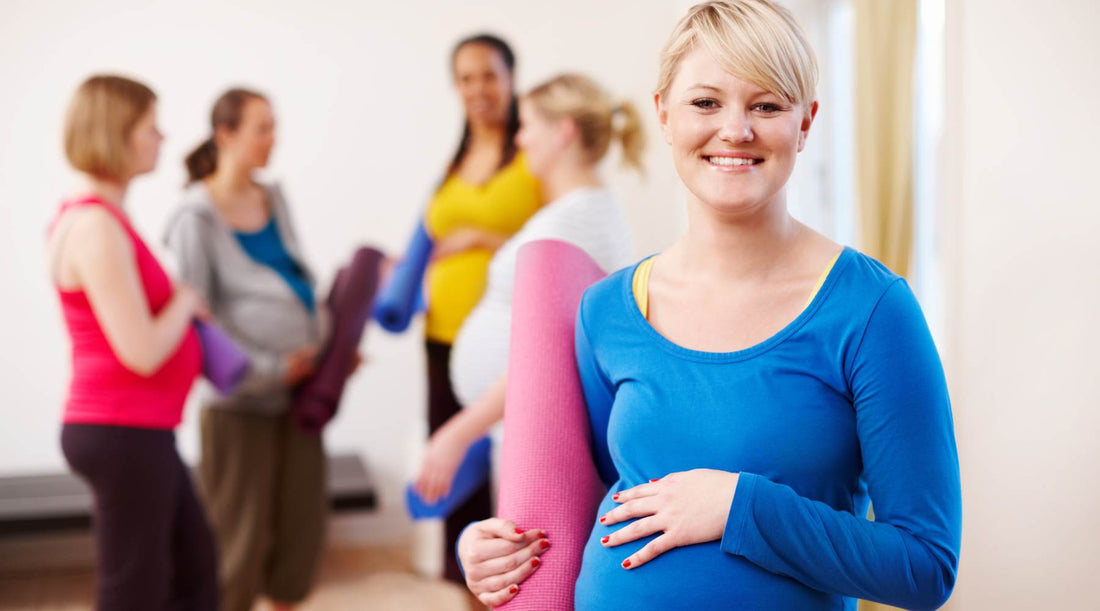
[457,518,550,607]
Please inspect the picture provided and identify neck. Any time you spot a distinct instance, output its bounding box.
[80,175,129,210]
[669,191,803,281]
[205,160,254,202]
[542,158,601,202]
[468,119,506,150]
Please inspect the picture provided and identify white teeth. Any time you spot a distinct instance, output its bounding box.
[706,156,758,166]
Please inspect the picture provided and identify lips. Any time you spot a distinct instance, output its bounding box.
[703,155,763,167]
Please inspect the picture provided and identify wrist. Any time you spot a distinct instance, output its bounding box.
[438,415,478,448]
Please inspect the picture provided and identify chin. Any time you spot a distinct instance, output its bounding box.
[691,187,771,217]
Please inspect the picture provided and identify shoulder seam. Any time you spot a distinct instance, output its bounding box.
[847,277,906,380]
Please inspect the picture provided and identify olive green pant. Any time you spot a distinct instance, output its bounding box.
[199,408,327,611]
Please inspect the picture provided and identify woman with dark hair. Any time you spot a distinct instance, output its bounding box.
[419,33,542,583]
[165,88,346,611]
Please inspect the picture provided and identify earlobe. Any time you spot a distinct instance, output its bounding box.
[654,93,672,145]
[797,100,819,153]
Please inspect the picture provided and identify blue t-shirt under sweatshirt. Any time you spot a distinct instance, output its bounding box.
[234,218,315,313]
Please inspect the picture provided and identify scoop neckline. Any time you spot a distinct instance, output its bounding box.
[621,246,854,363]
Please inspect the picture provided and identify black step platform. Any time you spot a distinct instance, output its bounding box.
[0,452,376,538]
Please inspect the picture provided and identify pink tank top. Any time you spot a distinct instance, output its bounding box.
[52,196,201,429]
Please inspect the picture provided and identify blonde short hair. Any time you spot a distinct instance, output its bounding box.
[526,73,645,173]
[656,0,818,105]
[63,75,156,180]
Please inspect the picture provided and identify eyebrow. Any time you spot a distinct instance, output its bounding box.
[685,84,722,93]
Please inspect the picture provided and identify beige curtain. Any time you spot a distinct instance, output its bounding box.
[855,0,918,278]
[855,2,918,610]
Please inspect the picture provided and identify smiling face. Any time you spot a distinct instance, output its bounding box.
[656,45,817,220]
[453,42,513,128]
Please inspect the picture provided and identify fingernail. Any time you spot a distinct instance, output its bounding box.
[515,528,524,534]
[539,539,549,549]
[601,536,609,544]
[509,585,518,594]
[599,515,606,523]
[531,558,540,567]
[622,559,632,568]
[538,530,547,539]
[612,493,620,501]
[650,478,660,483]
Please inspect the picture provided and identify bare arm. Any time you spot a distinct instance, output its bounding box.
[415,374,507,503]
[438,374,507,446]
[65,208,204,376]
[430,227,510,261]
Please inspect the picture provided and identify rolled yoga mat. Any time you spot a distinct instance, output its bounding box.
[373,221,432,333]
[497,239,608,610]
[293,246,383,433]
[194,320,251,396]
[405,435,492,520]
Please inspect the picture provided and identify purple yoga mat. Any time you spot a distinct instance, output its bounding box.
[194,320,251,396]
[293,246,383,432]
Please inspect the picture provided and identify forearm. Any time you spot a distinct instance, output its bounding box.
[123,293,196,376]
[437,375,507,445]
[477,230,509,252]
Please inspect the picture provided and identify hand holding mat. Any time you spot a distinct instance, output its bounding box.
[194,320,251,396]
[406,436,492,520]
[293,246,383,432]
[496,239,608,610]
[373,221,432,333]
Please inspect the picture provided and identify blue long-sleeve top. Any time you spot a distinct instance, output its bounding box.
[572,247,961,610]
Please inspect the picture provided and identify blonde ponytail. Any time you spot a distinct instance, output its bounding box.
[526,73,646,175]
[613,101,645,174]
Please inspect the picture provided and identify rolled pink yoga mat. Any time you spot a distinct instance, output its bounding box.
[497,239,608,610]
[293,246,383,433]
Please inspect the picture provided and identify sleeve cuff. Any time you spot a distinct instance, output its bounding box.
[720,471,761,557]
[455,521,476,579]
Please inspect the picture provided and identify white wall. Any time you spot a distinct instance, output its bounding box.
[942,0,1100,608]
[0,0,683,544]
[0,0,845,547]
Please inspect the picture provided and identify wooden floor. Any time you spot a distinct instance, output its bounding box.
[0,543,481,611]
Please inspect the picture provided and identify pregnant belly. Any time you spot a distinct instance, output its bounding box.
[573,497,846,611]
[450,303,510,407]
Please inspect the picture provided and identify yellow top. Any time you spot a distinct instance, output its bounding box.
[424,152,542,343]
[632,251,843,319]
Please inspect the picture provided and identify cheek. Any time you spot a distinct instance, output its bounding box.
[668,116,709,154]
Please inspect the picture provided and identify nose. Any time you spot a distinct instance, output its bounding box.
[717,109,754,144]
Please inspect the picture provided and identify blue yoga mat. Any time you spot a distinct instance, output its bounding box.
[374,221,432,333]
[406,436,492,520]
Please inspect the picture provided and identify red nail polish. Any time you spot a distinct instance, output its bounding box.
[612,493,620,501]
[509,585,518,594]
[599,515,606,523]
[531,557,540,567]
[650,478,660,483]
[540,539,549,549]
[601,536,609,544]
[538,531,547,539]
[515,528,524,534]
[622,559,632,568]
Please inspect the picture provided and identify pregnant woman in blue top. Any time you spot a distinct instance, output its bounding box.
[455,1,961,610]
